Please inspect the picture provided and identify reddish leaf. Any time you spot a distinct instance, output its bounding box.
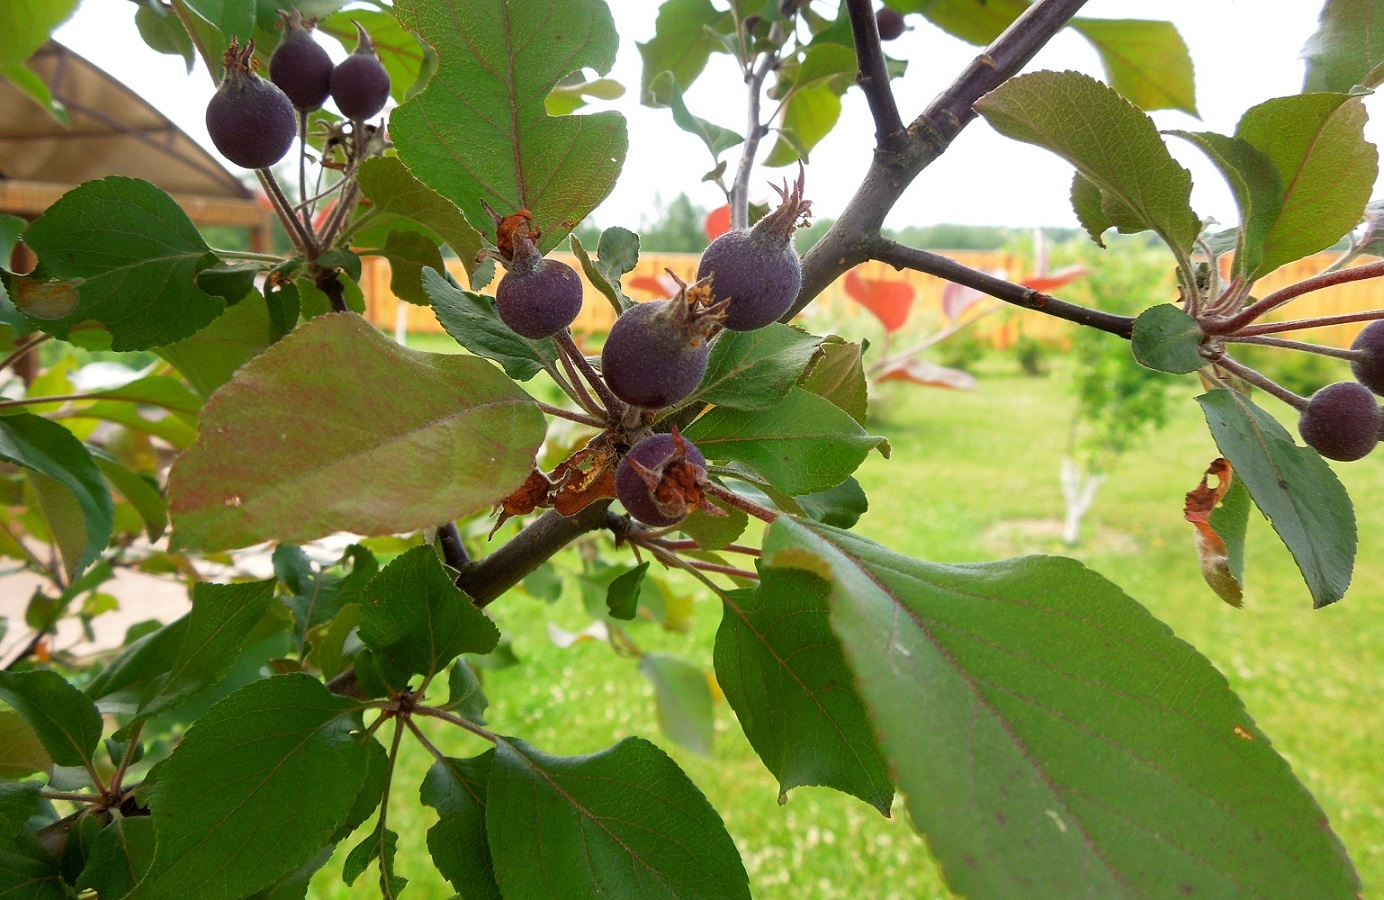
[844,269,914,333]
[940,281,987,322]
[1184,458,1244,608]
[549,440,619,516]
[1020,264,1089,293]
[705,204,731,241]
[627,273,679,299]
[875,359,976,389]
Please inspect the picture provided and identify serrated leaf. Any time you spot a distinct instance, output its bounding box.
[380,229,445,306]
[74,816,156,897]
[605,562,648,620]
[1198,389,1355,607]
[92,452,167,541]
[486,736,750,899]
[678,496,748,551]
[0,715,50,779]
[764,83,842,167]
[637,0,734,103]
[359,545,500,686]
[1130,304,1204,374]
[444,659,489,724]
[1304,0,1384,92]
[13,177,222,349]
[0,0,79,69]
[421,752,501,900]
[798,336,868,425]
[135,2,194,70]
[134,579,278,721]
[0,669,102,770]
[356,156,484,273]
[546,75,625,116]
[767,516,1361,898]
[900,0,1028,44]
[639,653,716,755]
[684,386,883,495]
[794,475,868,528]
[1235,93,1377,276]
[156,291,276,398]
[275,543,378,654]
[0,843,67,900]
[649,70,744,159]
[342,825,405,894]
[716,567,891,812]
[976,71,1200,256]
[570,228,639,315]
[392,0,627,251]
[1071,18,1196,114]
[168,313,545,551]
[424,267,560,382]
[0,413,112,580]
[0,782,43,846]
[178,0,255,77]
[135,674,371,900]
[689,323,822,410]
[1165,130,1282,279]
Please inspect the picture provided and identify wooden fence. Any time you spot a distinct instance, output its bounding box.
[359,250,1384,349]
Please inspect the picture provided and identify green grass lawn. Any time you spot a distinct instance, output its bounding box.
[310,345,1384,898]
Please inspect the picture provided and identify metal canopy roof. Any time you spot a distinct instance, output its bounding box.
[0,40,249,200]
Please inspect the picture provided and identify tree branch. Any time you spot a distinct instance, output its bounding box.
[844,0,906,151]
[730,24,783,229]
[871,239,1134,337]
[791,0,1091,317]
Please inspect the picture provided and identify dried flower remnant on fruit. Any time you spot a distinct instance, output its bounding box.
[270,9,334,111]
[616,429,713,527]
[206,38,298,170]
[600,274,727,409]
[696,167,812,331]
[490,207,583,339]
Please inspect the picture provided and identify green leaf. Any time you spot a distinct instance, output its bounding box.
[764,83,842,167]
[1304,0,1384,91]
[0,414,112,579]
[85,617,187,708]
[546,75,626,116]
[637,0,734,103]
[0,844,67,900]
[12,177,223,350]
[975,70,1200,256]
[0,713,50,778]
[1235,93,1377,276]
[690,323,822,410]
[379,230,445,306]
[1197,389,1356,607]
[897,0,1028,44]
[569,227,640,315]
[766,516,1361,898]
[134,579,278,721]
[92,453,167,541]
[0,61,66,126]
[168,313,546,551]
[716,567,891,812]
[794,476,868,528]
[0,669,102,770]
[0,0,79,69]
[355,156,484,273]
[1070,171,1112,248]
[1211,474,1251,588]
[136,674,371,900]
[274,543,378,654]
[648,70,744,159]
[423,267,560,381]
[178,0,256,78]
[135,2,194,70]
[196,262,261,304]
[677,497,748,551]
[359,545,501,685]
[421,752,501,900]
[392,0,627,252]
[684,386,883,495]
[605,562,648,621]
[444,659,489,724]
[1164,131,1282,279]
[1130,304,1204,374]
[342,825,405,895]
[75,816,156,897]
[798,336,868,425]
[156,291,276,398]
[1071,18,1197,113]
[639,653,716,756]
[0,782,43,846]
[486,736,750,899]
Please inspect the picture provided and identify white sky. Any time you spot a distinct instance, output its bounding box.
[53,1,1367,232]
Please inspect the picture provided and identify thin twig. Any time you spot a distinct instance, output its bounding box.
[730,24,783,229]
[1224,335,1362,361]
[1230,310,1384,338]
[1208,258,1384,335]
[702,481,779,524]
[649,539,761,557]
[1213,354,1309,411]
[257,168,317,256]
[40,790,101,804]
[872,240,1135,337]
[298,113,312,237]
[844,0,906,150]
[437,522,470,570]
[0,334,51,375]
[375,717,406,900]
[107,720,145,798]
[553,341,606,417]
[412,705,498,743]
[555,331,627,419]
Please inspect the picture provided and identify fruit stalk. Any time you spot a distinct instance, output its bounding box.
[556,330,628,419]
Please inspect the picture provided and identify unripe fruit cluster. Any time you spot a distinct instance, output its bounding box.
[1293,320,1384,462]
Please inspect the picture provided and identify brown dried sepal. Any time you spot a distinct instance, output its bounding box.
[1183,457,1243,608]
[490,468,553,536]
[627,429,721,523]
[483,202,541,265]
[550,440,619,516]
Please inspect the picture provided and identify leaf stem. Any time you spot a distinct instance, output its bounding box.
[257,168,318,257]
[40,790,101,804]
[0,334,51,375]
[555,331,627,419]
[375,717,406,899]
[1214,354,1309,410]
[536,401,606,429]
[1230,309,1384,337]
[107,720,144,799]
[412,705,498,743]
[649,539,761,557]
[210,249,282,263]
